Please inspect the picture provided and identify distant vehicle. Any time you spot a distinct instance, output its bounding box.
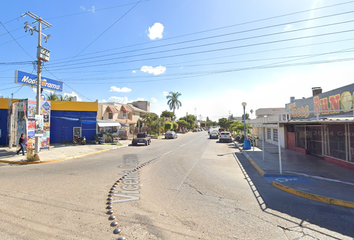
[218,127,226,133]
[193,129,198,132]
[132,132,151,146]
[209,130,218,139]
[218,131,233,143]
[165,131,178,139]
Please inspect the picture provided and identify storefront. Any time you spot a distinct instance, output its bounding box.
[286,83,354,169]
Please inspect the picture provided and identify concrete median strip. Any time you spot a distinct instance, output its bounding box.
[235,142,354,209]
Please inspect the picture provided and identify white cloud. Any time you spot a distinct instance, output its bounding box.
[148,23,164,40]
[150,97,158,103]
[132,70,136,73]
[100,99,107,103]
[163,91,168,96]
[284,24,293,31]
[110,86,132,93]
[109,96,129,104]
[64,92,82,101]
[81,6,95,13]
[88,6,95,13]
[141,65,166,75]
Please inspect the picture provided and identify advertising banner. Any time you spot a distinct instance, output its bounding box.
[25,99,51,149]
[14,70,63,92]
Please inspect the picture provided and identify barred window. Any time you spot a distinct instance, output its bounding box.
[267,128,271,140]
[273,129,278,142]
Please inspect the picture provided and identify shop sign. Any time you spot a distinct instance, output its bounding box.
[286,83,354,119]
[14,70,63,92]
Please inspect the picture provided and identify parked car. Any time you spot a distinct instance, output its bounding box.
[209,130,218,139]
[165,131,178,139]
[218,131,233,143]
[132,132,151,146]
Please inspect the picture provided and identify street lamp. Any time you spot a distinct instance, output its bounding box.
[241,102,247,144]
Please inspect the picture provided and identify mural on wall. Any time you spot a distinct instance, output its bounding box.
[286,83,354,119]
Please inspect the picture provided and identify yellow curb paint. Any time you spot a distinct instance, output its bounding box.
[272,181,354,209]
[243,152,266,176]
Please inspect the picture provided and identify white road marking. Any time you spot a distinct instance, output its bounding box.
[286,171,354,186]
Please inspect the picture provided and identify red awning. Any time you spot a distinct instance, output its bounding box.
[121,105,132,112]
[107,106,119,113]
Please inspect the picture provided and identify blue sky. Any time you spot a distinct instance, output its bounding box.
[1,0,354,121]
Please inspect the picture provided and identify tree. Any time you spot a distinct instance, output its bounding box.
[164,122,173,132]
[142,113,158,126]
[160,110,174,119]
[176,120,189,130]
[59,94,74,101]
[179,114,196,129]
[151,117,164,136]
[241,113,250,120]
[218,118,228,129]
[46,92,59,101]
[166,91,182,120]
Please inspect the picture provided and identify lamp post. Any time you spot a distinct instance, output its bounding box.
[242,102,247,144]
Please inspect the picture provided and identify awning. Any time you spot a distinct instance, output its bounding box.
[121,105,132,112]
[107,106,119,113]
[97,121,121,127]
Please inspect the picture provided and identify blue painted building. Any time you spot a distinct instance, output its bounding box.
[0,98,98,145]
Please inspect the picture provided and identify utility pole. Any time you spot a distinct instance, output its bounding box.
[24,12,52,155]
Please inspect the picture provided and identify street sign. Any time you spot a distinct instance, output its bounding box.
[15,70,63,92]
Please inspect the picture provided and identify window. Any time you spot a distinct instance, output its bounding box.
[273,129,278,142]
[267,128,271,140]
[295,125,306,148]
[123,112,126,118]
[327,124,346,160]
[108,113,113,119]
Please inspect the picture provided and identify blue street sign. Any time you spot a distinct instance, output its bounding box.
[14,70,63,92]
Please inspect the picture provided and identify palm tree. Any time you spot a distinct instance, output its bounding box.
[46,92,59,101]
[58,94,74,101]
[166,92,182,121]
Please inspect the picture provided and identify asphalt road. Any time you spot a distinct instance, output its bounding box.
[0,131,353,240]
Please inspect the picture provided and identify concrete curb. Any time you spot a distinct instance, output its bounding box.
[234,142,354,209]
[0,145,128,165]
[272,181,354,209]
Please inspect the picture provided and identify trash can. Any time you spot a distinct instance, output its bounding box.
[243,140,251,150]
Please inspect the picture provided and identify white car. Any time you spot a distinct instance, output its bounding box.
[218,131,233,143]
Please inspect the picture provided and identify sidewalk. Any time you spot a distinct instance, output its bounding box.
[0,140,132,164]
[236,140,354,208]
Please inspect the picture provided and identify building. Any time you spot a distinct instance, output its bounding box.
[97,101,150,139]
[248,84,354,170]
[0,98,98,146]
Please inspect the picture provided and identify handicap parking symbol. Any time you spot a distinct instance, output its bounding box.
[263,174,314,184]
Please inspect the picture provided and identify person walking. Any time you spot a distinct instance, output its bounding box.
[16,133,25,156]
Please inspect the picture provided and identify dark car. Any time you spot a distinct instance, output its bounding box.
[165,131,177,139]
[132,133,151,146]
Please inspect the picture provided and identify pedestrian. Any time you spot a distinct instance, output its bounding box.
[16,133,25,156]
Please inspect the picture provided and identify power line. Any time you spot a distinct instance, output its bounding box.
[57,49,354,81]
[44,27,354,71]
[41,36,354,75]
[58,0,142,67]
[46,10,354,66]
[46,0,354,62]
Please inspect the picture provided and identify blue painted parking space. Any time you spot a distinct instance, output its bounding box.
[264,174,314,184]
